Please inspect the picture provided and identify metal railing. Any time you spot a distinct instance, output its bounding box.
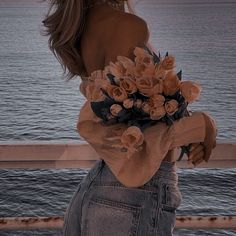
[0,140,235,231]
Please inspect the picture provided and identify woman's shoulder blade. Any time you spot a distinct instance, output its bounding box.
[81,11,150,75]
[116,13,149,43]
[103,13,150,62]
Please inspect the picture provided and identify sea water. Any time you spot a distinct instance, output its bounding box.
[0,1,235,235]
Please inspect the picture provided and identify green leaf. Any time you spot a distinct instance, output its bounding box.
[153,51,161,64]
[143,44,153,56]
[177,70,182,81]
[106,73,117,85]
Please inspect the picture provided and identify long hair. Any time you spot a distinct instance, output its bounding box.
[42,0,87,81]
[42,0,152,81]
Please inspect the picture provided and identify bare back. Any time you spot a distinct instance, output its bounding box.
[80,5,149,76]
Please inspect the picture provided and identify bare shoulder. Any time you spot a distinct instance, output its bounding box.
[118,13,149,38]
[105,13,150,62]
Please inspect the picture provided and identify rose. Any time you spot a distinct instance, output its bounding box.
[136,76,163,97]
[134,61,156,79]
[89,69,105,82]
[163,71,181,96]
[134,99,143,109]
[107,85,128,102]
[150,106,166,120]
[89,69,111,91]
[119,77,137,94]
[134,47,155,78]
[134,47,154,66]
[117,56,135,77]
[136,77,154,96]
[165,99,179,115]
[154,65,166,80]
[149,94,165,107]
[120,126,144,159]
[110,104,123,116]
[153,78,163,94]
[106,56,135,80]
[180,81,202,103]
[123,98,134,109]
[141,101,151,113]
[161,55,175,70]
[107,61,126,79]
[81,82,105,102]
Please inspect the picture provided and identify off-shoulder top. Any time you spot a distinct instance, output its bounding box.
[77,46,206,187]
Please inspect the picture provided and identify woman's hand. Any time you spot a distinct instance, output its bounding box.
[188,143,205,167]
[202,112,217,162]
[188,113,217,167]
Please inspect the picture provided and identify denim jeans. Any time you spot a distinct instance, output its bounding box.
[63,159,182,236]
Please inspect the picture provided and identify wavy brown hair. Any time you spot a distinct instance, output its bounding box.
[42,0,89,80]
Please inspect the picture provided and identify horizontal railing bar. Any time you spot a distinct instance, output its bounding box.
[0,216,235,230]
[0,141,235,168]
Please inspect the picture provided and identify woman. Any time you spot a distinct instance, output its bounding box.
[43,0,217,235]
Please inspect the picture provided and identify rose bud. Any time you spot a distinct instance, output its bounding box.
[134,99,143,109]
[119,77,137,94]
[161,55,175,70]
[165,99,179,115]
[150,106,166,120]
[107,85,128,102]
[141,101,151,113]
[123,98,134,109]
[121,126,144,159]
[149,94,165,107]
[136,77,155,97]
[180,81,202,103]
[110,104,123,116]
[163,71,181,96]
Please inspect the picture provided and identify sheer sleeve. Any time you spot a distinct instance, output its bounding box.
[77,97,206,188]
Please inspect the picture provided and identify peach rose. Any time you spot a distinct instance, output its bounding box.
[165,99,179,115]
[161,55,175,70]
[81,82,105,102]
[110,104,123,116]
[136,77,153,97]
[117,56,135,77]
[154,65,166,80]
[180,81,202,103]
[107,61,126,79]
[141,101,151,113]
[88,69,111,91]
[133,76,163,96]
[134,47,154,66]
[107,85,128,102]
[153,78,163,94]
[150,106,166,120]
[163,71,181,96]
[134,99,143,109]
[135,61,156,79]
[123,98,134,109]
[119,77,137,94]
[89,69,105,82]
[120,126,144,159]
[149,94,165,107]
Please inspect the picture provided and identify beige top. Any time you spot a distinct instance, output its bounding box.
[77,47,206,187]
[77,99,205,187]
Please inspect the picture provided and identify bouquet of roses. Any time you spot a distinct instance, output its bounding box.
[82,46,202,160]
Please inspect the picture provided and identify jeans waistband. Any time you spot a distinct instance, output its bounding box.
[84,159,178,188]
